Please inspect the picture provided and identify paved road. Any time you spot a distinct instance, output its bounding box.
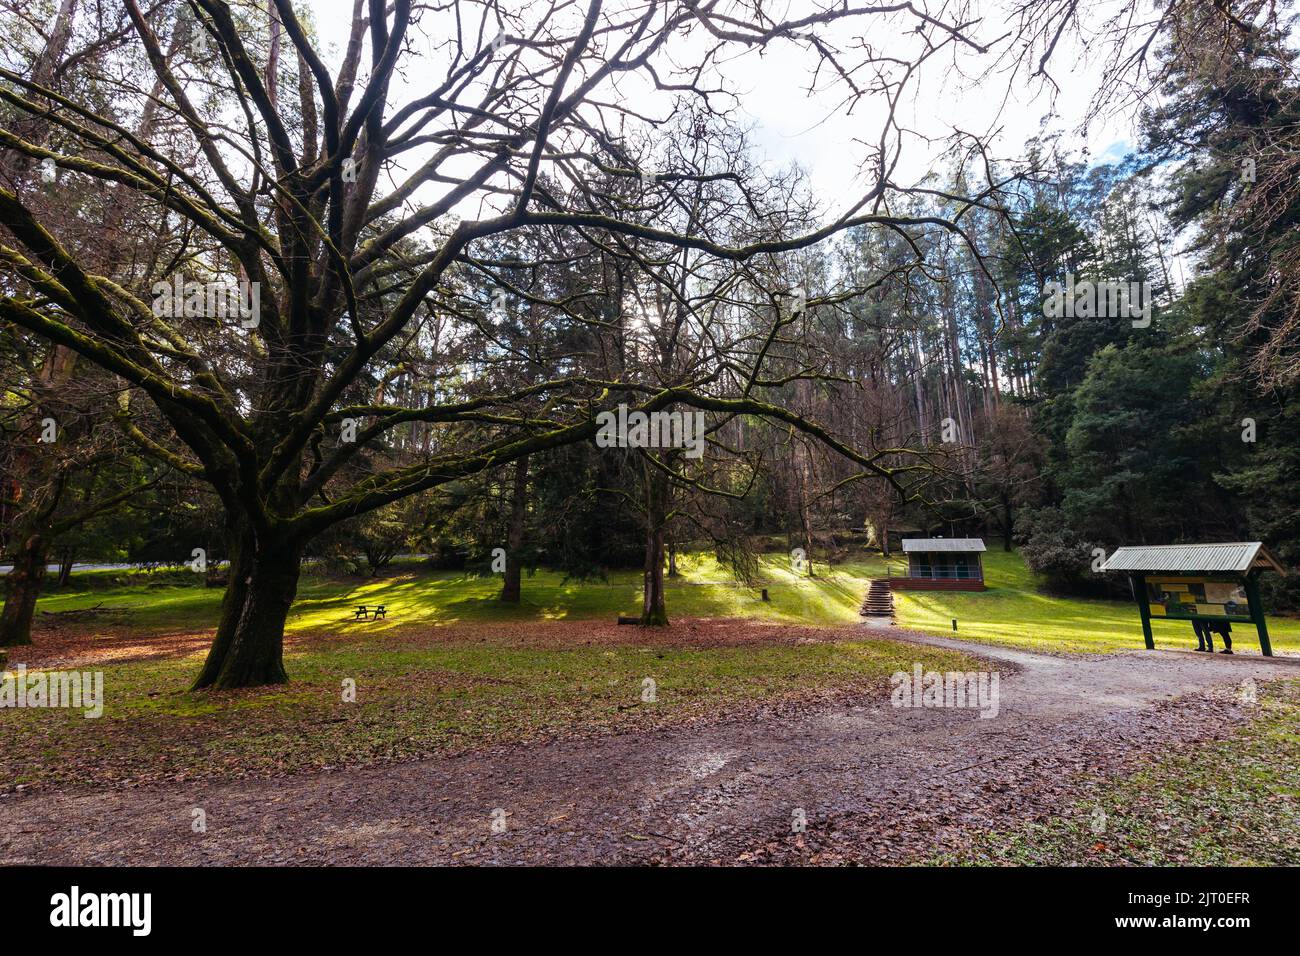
[3,633,1295,865]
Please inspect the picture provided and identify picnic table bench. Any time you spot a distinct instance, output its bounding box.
[353,604,387,620]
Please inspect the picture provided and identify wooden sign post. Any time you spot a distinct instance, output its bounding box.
[1131,571,1272,656]
[1103,543,1285,657]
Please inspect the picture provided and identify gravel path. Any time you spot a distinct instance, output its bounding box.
[4,632,1296,865]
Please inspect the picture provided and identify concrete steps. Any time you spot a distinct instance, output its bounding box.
[860,578,894,617]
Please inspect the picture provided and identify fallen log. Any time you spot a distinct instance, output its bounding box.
[40,603,132,619]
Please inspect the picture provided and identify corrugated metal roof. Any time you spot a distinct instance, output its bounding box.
[901,538,986,553]
[1101,542,1286,574]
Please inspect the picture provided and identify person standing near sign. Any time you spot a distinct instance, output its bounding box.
[1213,620,1233,654]
[1193,618,1233,653]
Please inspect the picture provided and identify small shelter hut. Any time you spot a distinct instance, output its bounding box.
[892,538,987,591]
[1101,542,1286,656]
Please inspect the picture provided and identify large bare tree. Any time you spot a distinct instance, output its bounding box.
[1,0,1052,686]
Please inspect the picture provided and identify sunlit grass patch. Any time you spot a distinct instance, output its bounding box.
[31,547,1299,655]
[33,552,883,636]
[891,550,1300,655]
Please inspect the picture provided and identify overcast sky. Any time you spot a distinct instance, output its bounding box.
[301,1,1137,221]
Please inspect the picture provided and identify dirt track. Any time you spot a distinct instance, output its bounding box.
[3,631,1296,865]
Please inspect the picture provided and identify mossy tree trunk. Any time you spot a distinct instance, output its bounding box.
[0,533,48,647]
[192,520,301,689]
[500,456,529,603]
[640,465,670,626]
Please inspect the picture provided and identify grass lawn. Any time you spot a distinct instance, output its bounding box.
[931,680,1300,865]
[6,551,995,792]
[26,547,1300,654]
[31,551,871,634]
[8,547,1299,805]
[1,631,979,792]
[8,545,1299,793]
[890,549,1300,655]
